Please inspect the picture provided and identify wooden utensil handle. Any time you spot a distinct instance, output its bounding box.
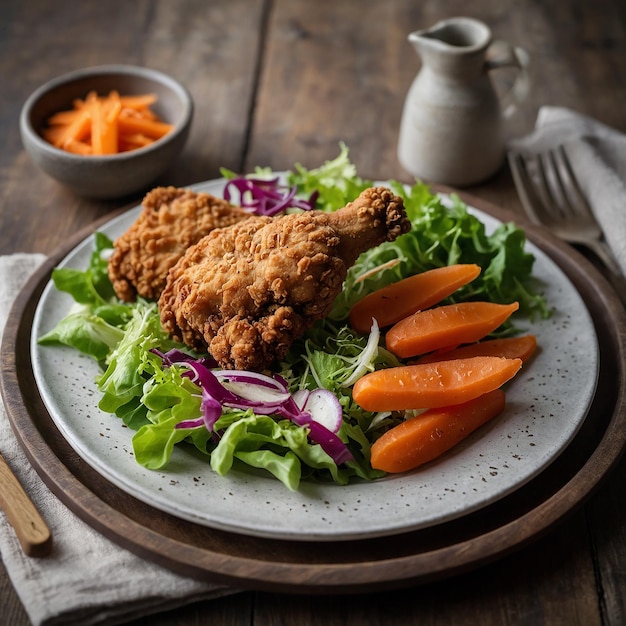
[0,453,52,557]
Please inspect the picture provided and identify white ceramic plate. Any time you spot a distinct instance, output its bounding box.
[30,178,599,542]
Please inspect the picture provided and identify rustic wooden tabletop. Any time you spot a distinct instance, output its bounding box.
[1,1,625,624]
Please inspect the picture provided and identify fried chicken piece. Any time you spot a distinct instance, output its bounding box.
[159,186,410,371]
[107,186,251,301]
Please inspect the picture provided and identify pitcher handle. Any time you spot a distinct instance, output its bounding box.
[485,40,530,118]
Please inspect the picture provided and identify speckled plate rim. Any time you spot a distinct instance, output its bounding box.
[23,178,601,542]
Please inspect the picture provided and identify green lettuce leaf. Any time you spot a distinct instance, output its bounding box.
[96,302,176,417]
[37,311,124,361]
[287,142,373,212]
[51,232,118,307]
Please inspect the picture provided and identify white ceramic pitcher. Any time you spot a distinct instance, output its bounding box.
[397,17,529,187]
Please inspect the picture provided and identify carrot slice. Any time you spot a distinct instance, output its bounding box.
[62,138,93,155]
[117,113,173,139]
[42,90,171,155]
[103,91,121,153]
[72,97,87,110]
[118,133,154,151]
[370,389,506,473]
[46,109,84,125]
[416,334,537,364]
[121,106,158,121]
[352,356,522,411]
[386,301,519,359]
[45,107,91,149]
[119,93,158,109]
[41,126,66,146]
[86,92,103,155]
[349,264,481,334]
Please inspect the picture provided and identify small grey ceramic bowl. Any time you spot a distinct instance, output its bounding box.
[20,65,193,199]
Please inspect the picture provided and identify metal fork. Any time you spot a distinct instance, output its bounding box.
[508,145,623,278]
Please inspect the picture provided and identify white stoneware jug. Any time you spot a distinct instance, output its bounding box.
[397,17,529,187]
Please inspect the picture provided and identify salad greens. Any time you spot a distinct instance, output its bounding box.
[296,144,550,323]
[38,145,549,490]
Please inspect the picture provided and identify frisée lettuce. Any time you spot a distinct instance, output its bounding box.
[38,145,549,490]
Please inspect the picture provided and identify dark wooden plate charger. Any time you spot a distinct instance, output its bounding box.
[1,189,625,594]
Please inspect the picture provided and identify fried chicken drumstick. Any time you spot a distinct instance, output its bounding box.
[108,186,251,301]
[159,186,410,371]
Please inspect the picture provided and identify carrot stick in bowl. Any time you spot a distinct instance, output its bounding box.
[42,89,173,155]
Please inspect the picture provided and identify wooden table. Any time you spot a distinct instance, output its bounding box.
[1,1,625,624]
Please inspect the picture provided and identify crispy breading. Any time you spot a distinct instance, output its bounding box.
[107,186,251,301]
[159,186,410,370]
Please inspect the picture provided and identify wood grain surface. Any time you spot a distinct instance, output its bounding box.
[1,0,625,624]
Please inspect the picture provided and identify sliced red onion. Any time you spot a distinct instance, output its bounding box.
[150,347,217,369]
[296,388,343,434]
[157,351,353,465]
[223,382,291,404]
[308,421,355,465]
[200,389,223,431]
[181,361,239,404]
[212,369,289,393]
[223,176,317,216]
[292,389,310,410]
[174,389,223,431]
[275,394,311,426]
[175,416,205,429]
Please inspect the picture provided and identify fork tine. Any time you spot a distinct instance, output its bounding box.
[510,147,625,284]
[541,150,572,219]
[553,145,624,276]
[508,151,545,226]
[551,146,595,220]
[535,151,566,220]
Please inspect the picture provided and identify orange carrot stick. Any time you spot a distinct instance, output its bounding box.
[386,301,519,359]
[370,389,506,473]
[46,109,84,125]
[352,356,522,411]
[72,97,87,110]
[45,107,91,149]
[118,133,154,151]
[102,91,121,153]
[88,91,120,155]
[86,92,103,154]
[119,93,158,109]
[104,91,122,123]
[416,334,537,365]
[349,264,481,334]
[42,91,170,155]
[41,126,66,146]
[62,139,93,155]
[117,113,173,139]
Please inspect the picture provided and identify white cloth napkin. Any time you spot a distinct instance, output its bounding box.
[0,254,237,626]
[508,106,626,276]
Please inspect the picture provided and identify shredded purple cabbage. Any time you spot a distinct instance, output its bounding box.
[223,176,318,216]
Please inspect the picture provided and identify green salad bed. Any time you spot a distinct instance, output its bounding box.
[39,145,549,490]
